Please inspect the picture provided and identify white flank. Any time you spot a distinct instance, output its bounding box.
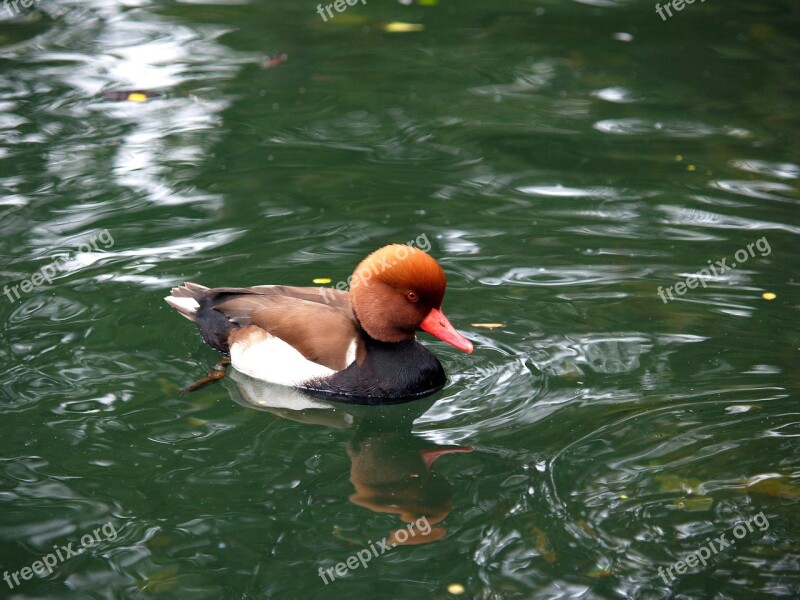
[344,338,358,367]
[230,333,336,386]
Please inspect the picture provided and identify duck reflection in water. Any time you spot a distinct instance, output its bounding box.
[224,369,472,545]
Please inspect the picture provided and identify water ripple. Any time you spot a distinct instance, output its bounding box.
[594,118,750,139]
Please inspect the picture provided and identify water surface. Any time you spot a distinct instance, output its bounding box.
[1,1,798,598]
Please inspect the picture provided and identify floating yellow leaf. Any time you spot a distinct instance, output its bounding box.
[762,292,776,300]
[471,323,505,329]
[313,278,332,284]
[447,583,465,595]
[186,417,207,426]
[687,164,696,171]
[418,0,438,5]
[620,494,628,499]
[103,90,161,102]
[383,22,425,32]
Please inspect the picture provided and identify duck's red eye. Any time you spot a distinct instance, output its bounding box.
[406,291,418,303]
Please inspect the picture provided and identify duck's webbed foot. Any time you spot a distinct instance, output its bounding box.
[180,357,231,394]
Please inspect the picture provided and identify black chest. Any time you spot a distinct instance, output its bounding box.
[300,337,446,404]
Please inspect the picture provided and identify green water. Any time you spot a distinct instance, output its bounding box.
[1,1,799,598]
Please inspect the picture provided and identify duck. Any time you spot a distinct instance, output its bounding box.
[165,244,473,402]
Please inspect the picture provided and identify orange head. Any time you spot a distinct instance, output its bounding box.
[350,245,473,353]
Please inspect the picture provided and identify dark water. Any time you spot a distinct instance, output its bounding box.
[1,1,799,598]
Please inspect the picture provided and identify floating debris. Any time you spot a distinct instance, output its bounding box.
[762,292,776,300]
[471,323,505,329]
[262,53,288,69]
[382,22,425,32]
[102,90,162,102]
[447,583,465,595]
[313,278,332,284]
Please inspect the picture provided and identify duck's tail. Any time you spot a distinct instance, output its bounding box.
[165,283,236,354]
[165,282,207,321]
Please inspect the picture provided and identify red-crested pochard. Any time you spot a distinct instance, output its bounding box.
[165,244,473,402]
